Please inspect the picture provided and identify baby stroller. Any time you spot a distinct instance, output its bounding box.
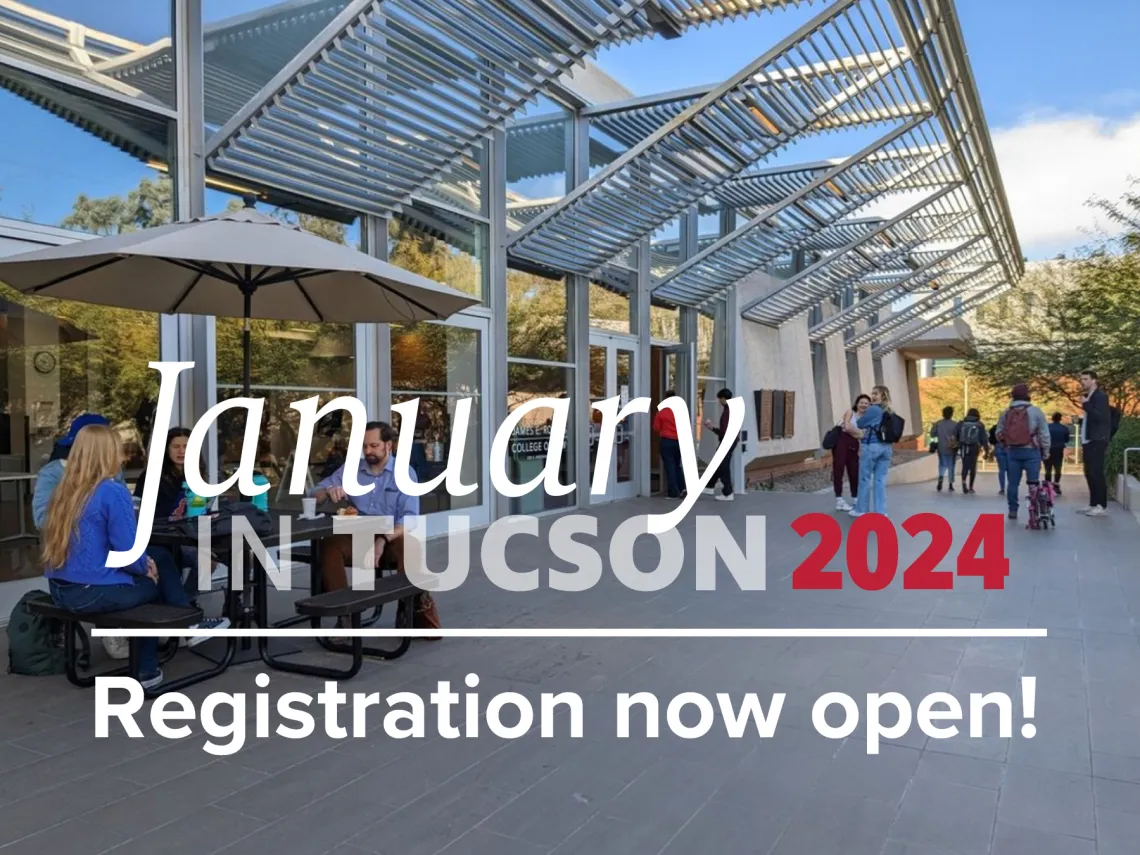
[1027,480,1056,530]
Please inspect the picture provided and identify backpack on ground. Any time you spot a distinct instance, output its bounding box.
[1000,406,1032,447]
[877,410,906,444]
[6,591,68,676]
[1110,405,1121,439]
[958,420,984,449]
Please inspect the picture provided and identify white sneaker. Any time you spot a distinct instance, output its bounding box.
[702,488,716,496]
[102,636,129,660]
[836,498,852,512]
[848,508,863,517]
[715,493,734,502]
[138,669,163,690]
[187,616,231,648]
[1086,506,1108,517]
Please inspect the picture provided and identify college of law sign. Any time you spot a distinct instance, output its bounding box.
[509,422,627,460]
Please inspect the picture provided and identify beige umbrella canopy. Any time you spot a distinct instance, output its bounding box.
[0,202,479,394]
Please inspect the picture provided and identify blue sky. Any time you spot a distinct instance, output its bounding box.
[1,0,1137,259]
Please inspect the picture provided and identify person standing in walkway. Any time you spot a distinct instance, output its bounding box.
[832,394,870,512]
[988,423,1008,495]
[1079,370,1111,516]
[850,385,894,518]
[653,389,685,499]
[703,388,736,502]
[933,406,959,492]
[1045,412,1071,496]
[955,408,989,494]
[996,384,1050,521]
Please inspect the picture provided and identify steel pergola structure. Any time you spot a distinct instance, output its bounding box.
[0,0,1018,336]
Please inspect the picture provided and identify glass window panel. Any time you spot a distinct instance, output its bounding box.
[507,362,574,515]
[650,304,680,342]
[508,269,570,362]
[506,102,569,233]
[589,282,630,336]
[390,323,482,514]
[389,211,485,301]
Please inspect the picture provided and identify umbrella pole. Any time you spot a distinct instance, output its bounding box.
[242,289,252,398]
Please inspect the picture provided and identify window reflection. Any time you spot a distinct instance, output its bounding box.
[390,323,483,514]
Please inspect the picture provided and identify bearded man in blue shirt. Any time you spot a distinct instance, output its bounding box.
[312,420,440,633]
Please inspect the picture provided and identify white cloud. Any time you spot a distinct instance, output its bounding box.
[992,113,1140,257]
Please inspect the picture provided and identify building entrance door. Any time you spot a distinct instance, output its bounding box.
[650,342,695,494]
[588,333,638,503]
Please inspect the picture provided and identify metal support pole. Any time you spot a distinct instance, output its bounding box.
[486,127,510,521]
[361,215,390,421]
[171,0,215,480]
[570,113,593,509]
[634,236,652,497]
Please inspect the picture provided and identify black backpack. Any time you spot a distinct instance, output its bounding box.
[6,591,68,676]
[959,420,984,448]
[877,411,906,444]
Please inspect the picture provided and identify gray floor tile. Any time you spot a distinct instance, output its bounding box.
[437,829,549,855]
[0,818,129,855]
[997,765,1094,839]
[0,775,143,846]
[1094,807,1140,855]
[990,822,1096,855]
[550,813,676,855]
[1093,776,1140,815]
[98,806,267,855]
[915,751,1004,791]
[769,793,897,855]
[890,778,998,853]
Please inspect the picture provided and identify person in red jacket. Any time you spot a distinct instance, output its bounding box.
[653,389,685,498]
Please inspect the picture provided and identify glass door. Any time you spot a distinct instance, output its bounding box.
[588,333,639,503]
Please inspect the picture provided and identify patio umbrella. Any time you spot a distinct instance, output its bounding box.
[0,200,478,394]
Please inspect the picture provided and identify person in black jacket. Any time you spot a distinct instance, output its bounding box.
[1079,370,1111,516]
[1045,413,1071,495]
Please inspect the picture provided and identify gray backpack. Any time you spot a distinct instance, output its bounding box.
[6,591,68,676]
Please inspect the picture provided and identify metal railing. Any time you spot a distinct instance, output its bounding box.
[1122,448,1140,511]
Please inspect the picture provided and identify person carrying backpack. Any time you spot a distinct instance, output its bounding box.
[932,406,960,492]
[850,385,902,517]
[955,408,989,494]
[1078,369,1111,516]
[996,384,1050,521]
[1045,413,1071,496]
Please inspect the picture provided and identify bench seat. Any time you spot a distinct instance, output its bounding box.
[28,601,203,629]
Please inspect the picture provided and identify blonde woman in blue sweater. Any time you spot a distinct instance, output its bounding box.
[40,425,185,688]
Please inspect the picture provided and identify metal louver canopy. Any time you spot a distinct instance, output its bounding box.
[652,114,959,306]
[741,182,984,325]
[874,280,1013,356]
[808,235,994,340]
[206,0,652,219]
[508,0,927,274]
[848,263,1004,349]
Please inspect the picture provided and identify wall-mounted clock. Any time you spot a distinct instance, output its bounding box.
[33,351,56,374]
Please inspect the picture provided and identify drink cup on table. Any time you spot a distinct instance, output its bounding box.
[301,497,317,518]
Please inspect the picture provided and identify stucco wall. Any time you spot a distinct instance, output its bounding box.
[735,271,823,467]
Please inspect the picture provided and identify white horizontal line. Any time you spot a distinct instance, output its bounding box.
[90,628,1048,639]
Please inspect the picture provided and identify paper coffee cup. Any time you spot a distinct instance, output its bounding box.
[301,497,317,518]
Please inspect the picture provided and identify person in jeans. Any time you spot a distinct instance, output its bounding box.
[653,389,685,499]
[40,425,191,689]
[996,384,1050,520]
[988,423,1008,495]
[850,385,894,517]
[313,421,439,636]
[832,394,870,512]
[1045,412,1071,496]
[1079,370,1111,516]
[932,406,959,492]
[955,408,989,494]
[702,388,736,502]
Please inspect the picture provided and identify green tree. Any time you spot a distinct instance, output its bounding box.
[965,186,1140,415]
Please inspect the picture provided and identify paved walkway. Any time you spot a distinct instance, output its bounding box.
[2,473,1139,855]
